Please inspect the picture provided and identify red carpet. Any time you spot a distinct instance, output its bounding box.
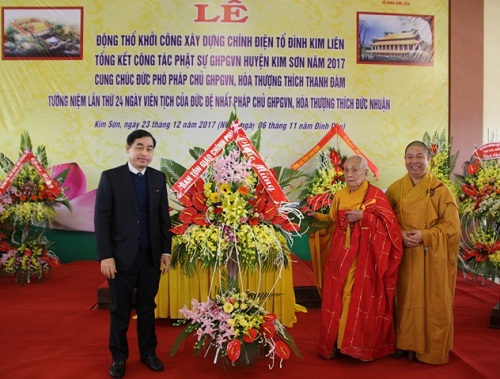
[0,261,499,379]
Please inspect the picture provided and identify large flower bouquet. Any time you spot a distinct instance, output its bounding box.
[296,147,346,233]
[0,131,70,283]
[162,120,304,277]
[163,113,303,367]
[456,153,500,283]
[170,284,301,368]
[423,130,460,198]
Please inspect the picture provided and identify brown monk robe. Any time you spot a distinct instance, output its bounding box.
[386,141,460,364]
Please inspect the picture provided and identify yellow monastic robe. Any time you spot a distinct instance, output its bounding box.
[386,173,461,364]
[154,259,299,327]
[308,227,333,297]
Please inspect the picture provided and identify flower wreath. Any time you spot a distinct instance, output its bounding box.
[456,153,500,283]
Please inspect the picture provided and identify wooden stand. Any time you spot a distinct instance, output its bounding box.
[97,281,136,310]
[490,302,500,329]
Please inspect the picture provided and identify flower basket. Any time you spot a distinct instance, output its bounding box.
[169,282,301,368]
[0,131,70,283]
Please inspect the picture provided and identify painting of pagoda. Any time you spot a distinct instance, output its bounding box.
[357,12,434,66]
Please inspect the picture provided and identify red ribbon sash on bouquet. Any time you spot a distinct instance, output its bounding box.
[171,127,235,197]
[0,150,61,196]
[290,126,337,170]
[171,121,289,204]
[290,123,379,179]
[474,142,500,160]
[234,127,289,204]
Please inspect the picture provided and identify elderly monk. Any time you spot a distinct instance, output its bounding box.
[385,141,460,364]
[304,155,403,361]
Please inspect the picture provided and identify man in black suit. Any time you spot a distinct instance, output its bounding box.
[94,130,172,378]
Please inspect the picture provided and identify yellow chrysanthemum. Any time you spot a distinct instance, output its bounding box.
[223,302,234,313]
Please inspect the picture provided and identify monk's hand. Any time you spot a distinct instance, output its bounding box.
[101,257,117,279]
[408,230,423,244]
[345,210,362,223]
[161,254,171,275]
[402,230,421,248]
[302,207,316,218]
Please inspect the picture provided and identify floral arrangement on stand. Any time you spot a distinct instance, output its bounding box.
[422,130,460,198]
[296,146,347,233]
[456,152,500,284]
[0,131,70,284]
[163,112,303,367]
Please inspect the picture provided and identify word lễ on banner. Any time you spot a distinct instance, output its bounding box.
[0,150,61,196]
[171,121,289,204]
[290,123,379,179]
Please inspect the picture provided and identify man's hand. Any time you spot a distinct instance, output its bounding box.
[161,254,171,275]
[101,257,117,279]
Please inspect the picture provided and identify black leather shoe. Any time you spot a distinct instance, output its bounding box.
[140,354,164,372]
[392,349,407,358]
[109,360,125,378]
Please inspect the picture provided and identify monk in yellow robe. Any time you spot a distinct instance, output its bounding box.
[305,155,403,360]
[385,141,461,365]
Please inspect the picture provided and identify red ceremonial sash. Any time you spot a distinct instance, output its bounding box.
[474,142,500,160]
[171,121,289,204]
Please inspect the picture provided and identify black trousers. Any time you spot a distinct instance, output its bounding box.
[107,250,160,361]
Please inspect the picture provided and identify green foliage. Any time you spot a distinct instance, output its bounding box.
[189,146,205,161]
[422,130,460,198]
[0,153,13,174]
[272,166,306,196]
[160,158,187,188]
[225,107,238,128]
